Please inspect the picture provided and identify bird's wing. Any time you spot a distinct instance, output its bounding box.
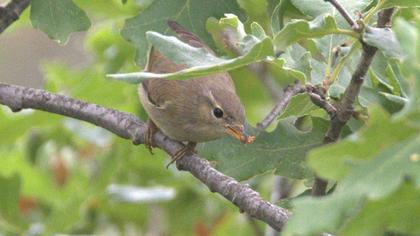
[142,21,234,107]
[141,78,182,109]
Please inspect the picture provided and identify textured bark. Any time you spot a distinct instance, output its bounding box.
[0,82,290,231]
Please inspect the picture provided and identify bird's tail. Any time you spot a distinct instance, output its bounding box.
[167,20,213,53]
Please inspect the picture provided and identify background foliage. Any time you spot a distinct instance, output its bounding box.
[0,0,419,235]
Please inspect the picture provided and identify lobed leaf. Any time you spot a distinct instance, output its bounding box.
[285,132,420,236]
[278,94,319,119]
[198,117,328,180]
[121,0,244,65]
[290,0,372,28]
[308,107,417,181]
[273,15,343,51]
[108,31,274,82]
[30,0,91,44]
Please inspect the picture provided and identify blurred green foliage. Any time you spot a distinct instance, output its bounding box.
[0,0,419,235]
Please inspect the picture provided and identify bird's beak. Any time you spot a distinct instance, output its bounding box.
[225,124,256,144]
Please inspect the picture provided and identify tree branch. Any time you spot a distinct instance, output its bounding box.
[324,0,359,31]
[0,82,290,231]
[0,0,31,34]
[311,8,395,196]
[256,82,305,130]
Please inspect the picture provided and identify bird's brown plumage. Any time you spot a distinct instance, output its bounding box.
[138,21,247,143]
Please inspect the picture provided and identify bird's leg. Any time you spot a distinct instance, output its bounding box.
[166,142,197,168]
[144,119,158,154]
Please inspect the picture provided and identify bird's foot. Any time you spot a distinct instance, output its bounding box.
[144,119,158,154]
[166,142,197,169]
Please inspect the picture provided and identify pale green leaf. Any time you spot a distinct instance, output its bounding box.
[206,14,247,56]
[393,18,419,62]
[363,26,404,59]
[267,58,307,85]
[393,19,420,127]
[108,32,274,82]
[273,15,345,51]
[237,0,271,33]
[290,0,372,28]
[121,0,244,65]
[30,0,91,44]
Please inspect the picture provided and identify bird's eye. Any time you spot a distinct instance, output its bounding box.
[213,108,224,118]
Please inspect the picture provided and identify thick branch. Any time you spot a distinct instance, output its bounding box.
[311,8,395,196]
[0,0,31,34]
[0,82,290,231]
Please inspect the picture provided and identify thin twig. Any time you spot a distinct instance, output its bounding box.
[311,8,395,196]
[324,0,360,31]
[0,82,290,231]
[305,84,337,116]
[256,82,305,130]
[0,0,31,34]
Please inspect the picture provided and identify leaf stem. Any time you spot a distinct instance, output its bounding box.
[335,29,359,38]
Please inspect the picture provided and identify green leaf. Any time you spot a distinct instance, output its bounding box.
[206,14,247,56]
[121,0,244,65]
[363,26,404,59]
[108,31,274,82]
[0,174,26,233]
[290,0,372,28]
[267,58,307,85]
[341,183,420,236]
[393,19,420,127]
[269,0,308,34]
[30,0,91,44]
[273,15,345,51]
[279,94,319,119]
[198,117,328,180]
[237,0,271,33]
[379,0,420,10]
[308,107,418,181]
[393,18,419,62]
[285,133,420,236]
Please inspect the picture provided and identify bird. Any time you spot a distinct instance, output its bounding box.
[138,20,255,168]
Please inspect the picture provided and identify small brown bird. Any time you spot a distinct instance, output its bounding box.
[139,21,255,167]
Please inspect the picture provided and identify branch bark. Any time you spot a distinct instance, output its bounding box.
[324,0,359,31]
[311,8,395,196]
[0,0,30,34]
[0,82,290,231]
[256,82,305,131]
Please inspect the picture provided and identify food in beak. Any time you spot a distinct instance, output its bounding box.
[225,125,256,144]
